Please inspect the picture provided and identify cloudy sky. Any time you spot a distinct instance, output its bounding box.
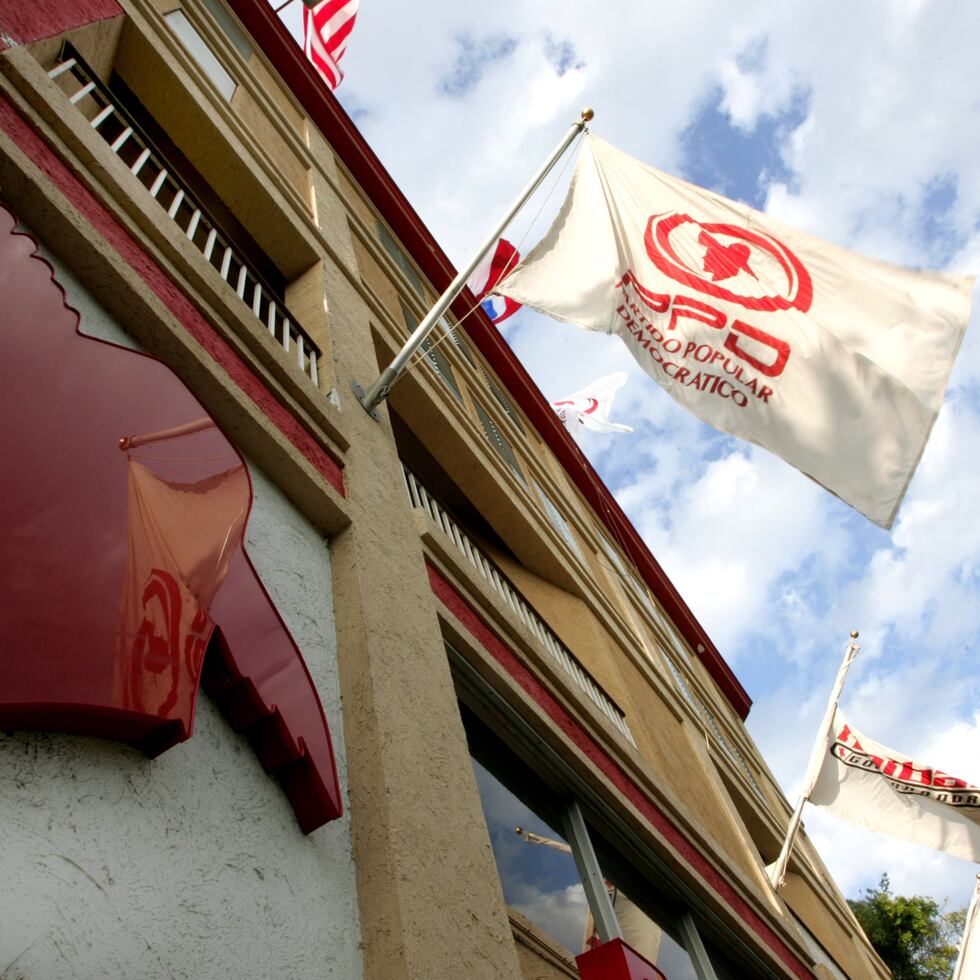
[286,0,980,920]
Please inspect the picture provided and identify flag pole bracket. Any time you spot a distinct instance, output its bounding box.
[350,380,382,422]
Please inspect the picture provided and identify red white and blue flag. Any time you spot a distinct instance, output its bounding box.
[468,238,522,325]
[303,0,359,91]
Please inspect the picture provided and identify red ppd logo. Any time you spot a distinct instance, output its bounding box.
[644,212,813,314]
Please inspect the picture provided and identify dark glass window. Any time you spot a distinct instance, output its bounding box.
[535,480,583,560]
[480,366,525,434]
[455,654,739,979]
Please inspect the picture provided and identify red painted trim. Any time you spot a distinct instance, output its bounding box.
[0,0,122,51]
[0,94,345,497]
[225,0,749,718]
[427,560,812,980]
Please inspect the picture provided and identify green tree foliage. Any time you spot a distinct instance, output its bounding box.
[848,874,965,979]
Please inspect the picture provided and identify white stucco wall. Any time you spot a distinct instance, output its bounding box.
[0,244,362,979]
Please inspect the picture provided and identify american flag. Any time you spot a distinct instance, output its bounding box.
[303,0,359,91]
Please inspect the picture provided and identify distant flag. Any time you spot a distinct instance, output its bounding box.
[468,238,522,324]
[953,876,980,980]
[809,711,980,862]
[497,134,975,528]
[551,372,633,436]
[303,0,359,91]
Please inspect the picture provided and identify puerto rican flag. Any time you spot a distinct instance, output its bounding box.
[303,0,359,91]
[468,238,522,325]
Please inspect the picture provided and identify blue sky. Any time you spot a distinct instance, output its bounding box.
[285,0,980,921]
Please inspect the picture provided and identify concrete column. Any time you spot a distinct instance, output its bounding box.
[321,246,522,976]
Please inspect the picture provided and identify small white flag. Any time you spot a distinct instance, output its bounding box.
[551,372,633,436]
[498,134,975,528]
[810,711,980,862]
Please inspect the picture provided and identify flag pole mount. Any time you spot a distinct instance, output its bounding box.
[352,108,595,420]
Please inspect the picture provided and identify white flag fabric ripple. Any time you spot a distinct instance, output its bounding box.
[810,710,980,862]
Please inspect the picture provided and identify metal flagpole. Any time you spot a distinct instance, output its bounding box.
[952,874,980,980]
[353,108,594,419]
[766,630,861,889]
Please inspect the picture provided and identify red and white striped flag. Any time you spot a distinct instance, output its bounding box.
[303,0,359,91]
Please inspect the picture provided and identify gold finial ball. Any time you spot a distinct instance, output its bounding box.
[581,107,595,122]
[850,630,860,639]
[515,826,524,836]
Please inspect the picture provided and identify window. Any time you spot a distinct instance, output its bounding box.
[165,10,237,100]
[589,872,706,980]
[377,221,424,297]
[600,537,688,658]
[399,301,462,400]
[658,650,766,802]
[441,318,476,368]
[662,650,701,714]
[535,481,584,561]
[698,703,765,800]
[480,365,525,434]
[454,684,732,979]
[787,914,850,980]
[475,401,526,485]
[200,0,252,60]
[471,759,589,953]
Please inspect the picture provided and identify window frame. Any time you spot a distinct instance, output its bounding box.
[450,643,781,979]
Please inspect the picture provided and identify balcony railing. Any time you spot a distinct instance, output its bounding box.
[661,651,764,800]
[47,46,321,387]
[402,465,636,747]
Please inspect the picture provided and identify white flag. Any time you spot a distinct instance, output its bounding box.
[954,876,980,980]
[497,135,974,528]
[551,372,633,435]
[809,710,980,862]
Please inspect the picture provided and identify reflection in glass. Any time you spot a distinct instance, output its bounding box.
[590,850,703,980]
[116,419,248,725]
[655,925,701,980]
[471,760,588,953]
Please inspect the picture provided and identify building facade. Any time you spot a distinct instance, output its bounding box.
[0,1,888,977]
